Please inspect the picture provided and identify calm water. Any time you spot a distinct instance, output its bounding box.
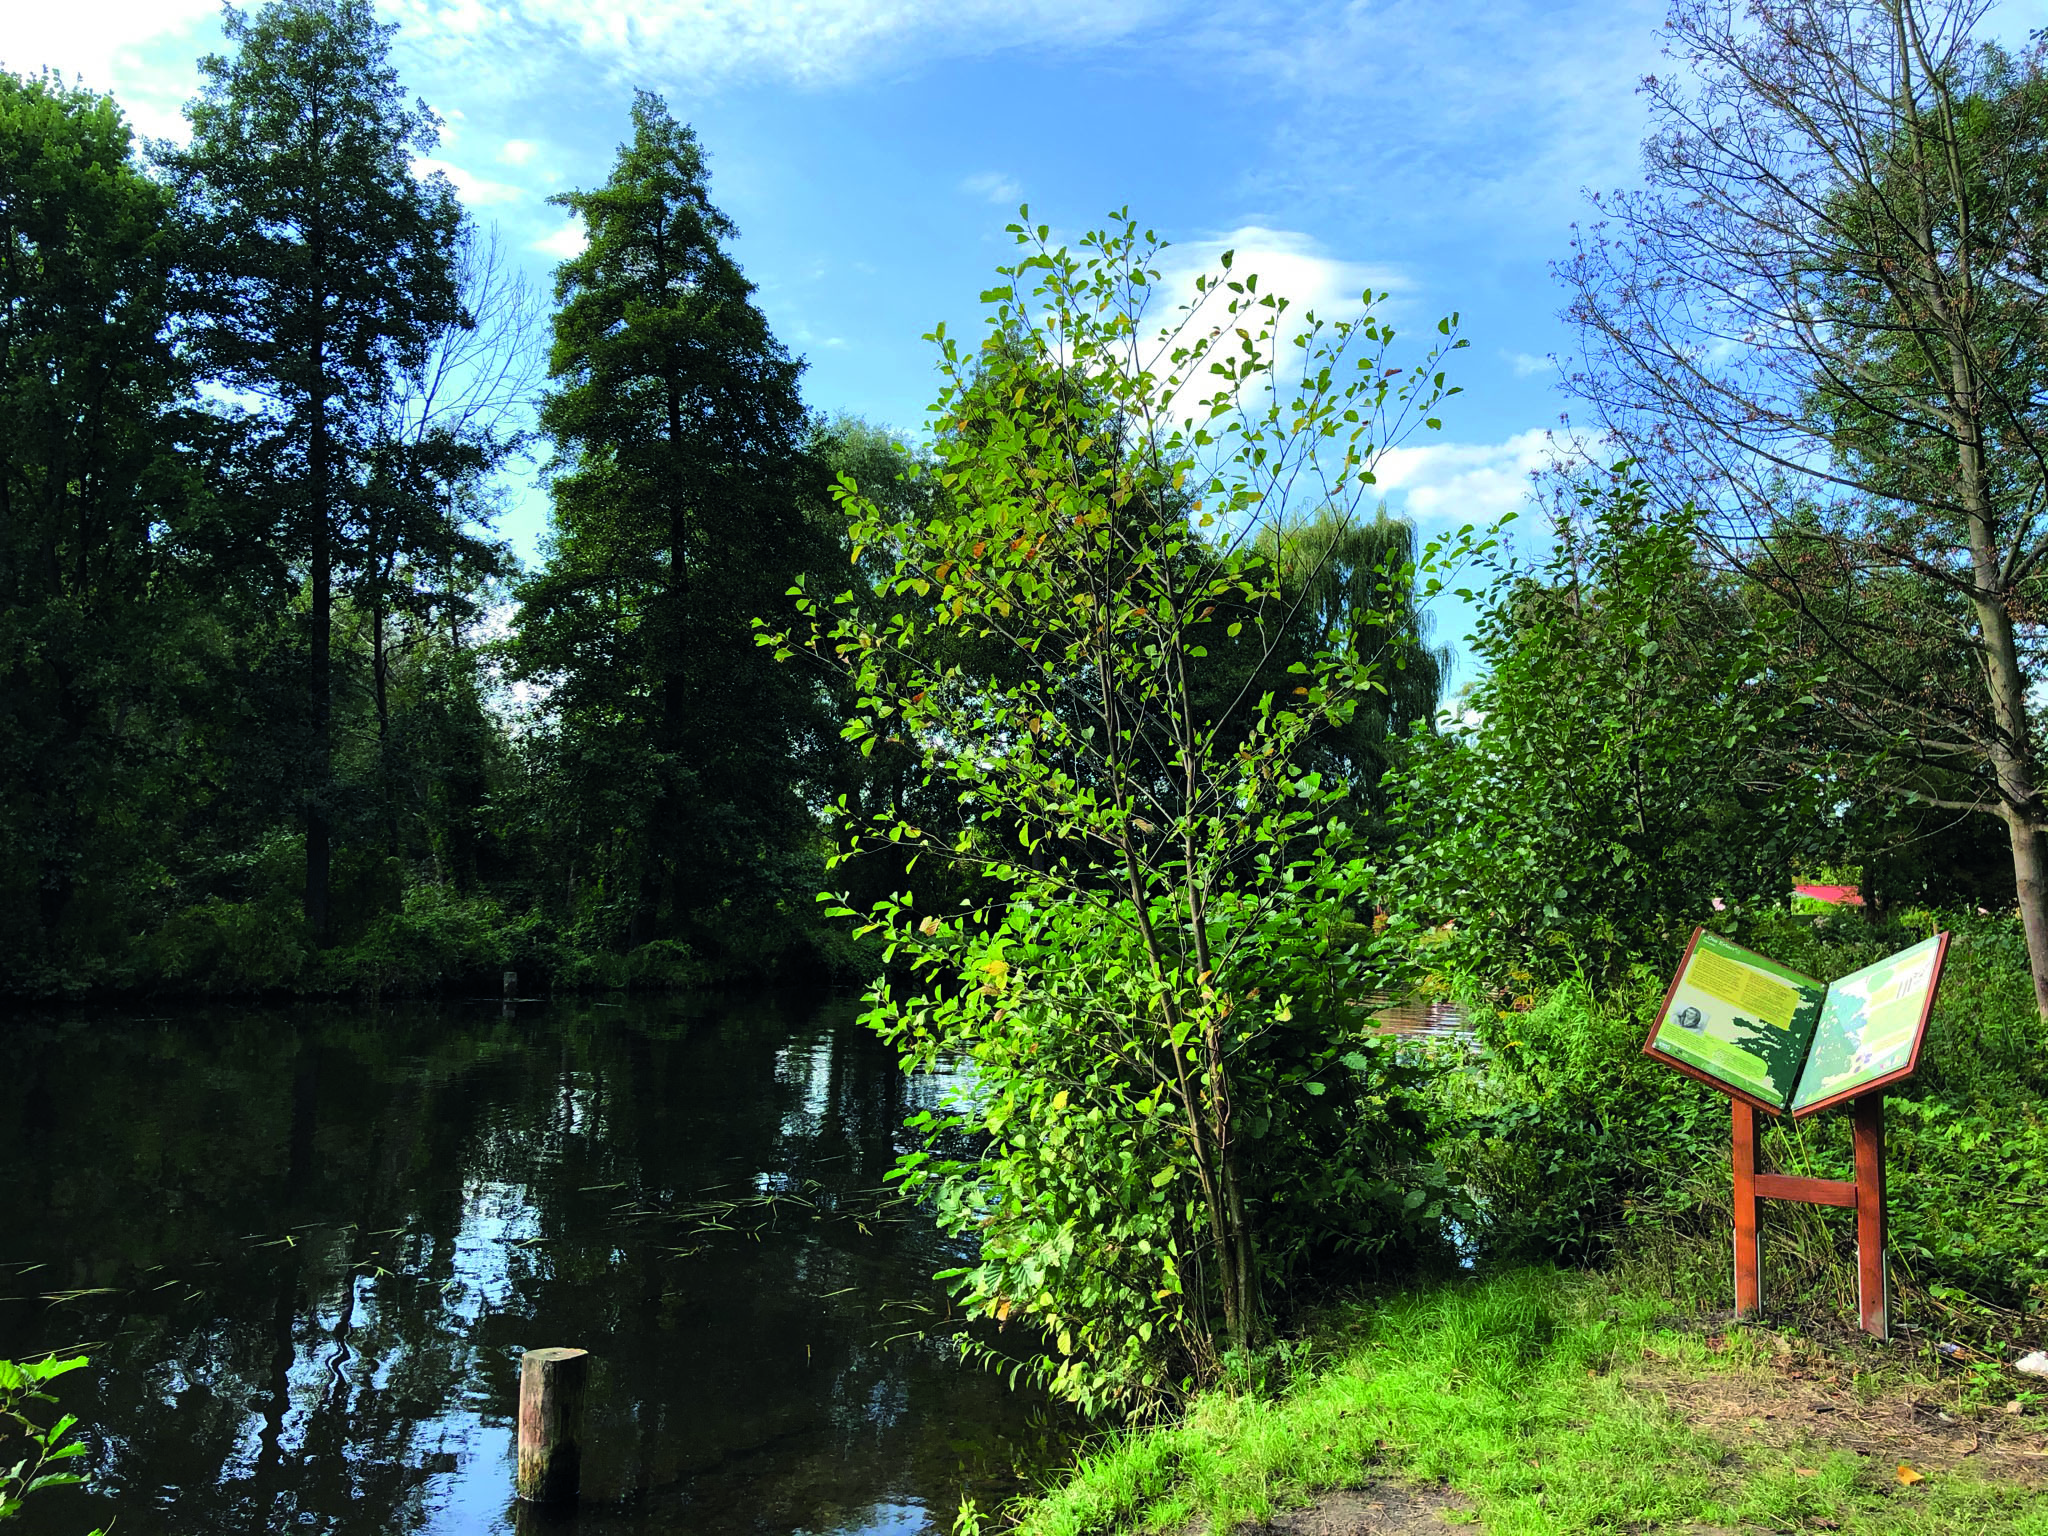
[0,992,1075,1536]
[1361,993,1470,1039]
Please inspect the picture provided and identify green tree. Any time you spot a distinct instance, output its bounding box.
[164,0,465,944]
[1383,468,1822,982]
[511,92,820,968]
[1562,0,2048,1014]
[0,70,196,982]
[0,1355,99,1529]
[1264,507,1449,826]
[769,211,1472,1410]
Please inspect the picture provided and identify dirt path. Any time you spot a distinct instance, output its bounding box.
[1259,1486,1473,1536]
[1252,1352,2046,1536]
[1632,1339,2048,1490]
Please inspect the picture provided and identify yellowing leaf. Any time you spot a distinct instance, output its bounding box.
[1051,1091,1069,1112]
[1896,1465,1925,1486]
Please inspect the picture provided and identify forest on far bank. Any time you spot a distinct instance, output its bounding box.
[7,0,2039,1007]
[0,6,1458,1002]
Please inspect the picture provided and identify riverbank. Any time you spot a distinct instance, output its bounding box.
[1014,1267,2048,1536]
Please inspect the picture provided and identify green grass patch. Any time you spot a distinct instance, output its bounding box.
[1016,1268,2048,1536]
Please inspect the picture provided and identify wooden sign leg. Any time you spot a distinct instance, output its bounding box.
[1853,1094,1888,1340]
[1732,1099,1762,1319]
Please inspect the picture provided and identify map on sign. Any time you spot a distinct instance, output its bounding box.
[1790,935,1946,1114]
[1643,929,1948,1117]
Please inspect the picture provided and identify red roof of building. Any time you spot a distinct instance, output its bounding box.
[1793,883,1864,906]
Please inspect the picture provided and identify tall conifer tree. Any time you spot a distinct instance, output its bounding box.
[165,0,464,942]
[514,92,817,958]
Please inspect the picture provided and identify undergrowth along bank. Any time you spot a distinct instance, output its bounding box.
[1429,908,2048,1333]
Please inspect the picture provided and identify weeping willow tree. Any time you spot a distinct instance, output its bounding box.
[1262,506,1450,824]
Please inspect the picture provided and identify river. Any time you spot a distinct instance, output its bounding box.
[0,991,1076,1536]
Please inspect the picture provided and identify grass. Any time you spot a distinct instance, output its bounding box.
[1014,1267,2048,1536]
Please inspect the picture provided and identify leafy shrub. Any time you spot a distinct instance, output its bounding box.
[621,937,708,990]
[0,1354,101,1531]
[311,884,585,996]
[1382,470,1823,983]
[144,896,307,993]
[875,876,1457,1418]
[1436,971,1729,1265]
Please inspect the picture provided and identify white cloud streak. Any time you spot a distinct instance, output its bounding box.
[416,155,526,205]
[530,221,585,259]
[1373,427,1559,528]
[380,0,1174,92]
[1156,225,1406,323]
[960,171,1023,206]
[0,0,214,84]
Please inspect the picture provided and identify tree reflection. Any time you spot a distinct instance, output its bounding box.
[0,995,1072,1536]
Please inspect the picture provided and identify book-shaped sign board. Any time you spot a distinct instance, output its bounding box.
[1642,927,1949,1340]
[1643,928,1948,1118]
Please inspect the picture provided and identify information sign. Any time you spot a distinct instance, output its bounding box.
[1641,925,1950,1341]
[1644,928,1947,1118]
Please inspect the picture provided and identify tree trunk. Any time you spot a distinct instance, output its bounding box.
[307,380,332,946]
[371,510,388,744]
[1965,513,2048,1015]
[2002,807,2048,1016]
[656,376,689,934]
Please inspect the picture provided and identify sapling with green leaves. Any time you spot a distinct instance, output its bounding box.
[763,210,1487,1412]
[0,1355,100,1531]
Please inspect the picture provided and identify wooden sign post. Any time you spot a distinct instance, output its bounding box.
[1730,1093,1889,1338]
[1641,926,1945,1342]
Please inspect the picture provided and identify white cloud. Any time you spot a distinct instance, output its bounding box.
[499,138,540,165]
[1156,226,1406,327]
[1506,350,1553,378]
[1372,427,1560,528]
[1128,226,1408,426]
[416,155,525,207]
[530,221,586,259]
[960,171,1023,206]
[0,2,218,144]
[382,0,1173,91]
[0,1,214,84]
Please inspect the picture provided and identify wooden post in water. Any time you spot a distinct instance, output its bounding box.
[516,1347,588,1504]
[503,970,519,1001]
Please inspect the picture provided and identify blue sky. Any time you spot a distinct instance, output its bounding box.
[11,0,2047,673]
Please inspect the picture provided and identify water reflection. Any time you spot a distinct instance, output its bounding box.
[0,992,1073,1536]
[1358,992,1471,1039]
